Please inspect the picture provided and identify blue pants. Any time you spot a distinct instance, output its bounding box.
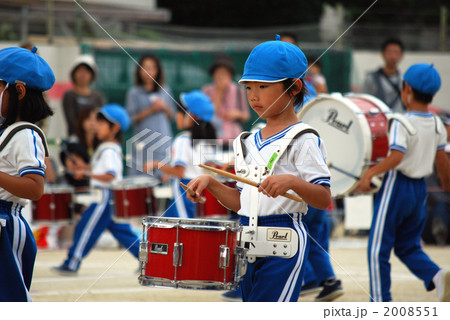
[0,200,36,301]
[63,189,140,271]
[302,206,335,286]
[368,170,440,302]
[164,178,196,218]
[239,214,309,302]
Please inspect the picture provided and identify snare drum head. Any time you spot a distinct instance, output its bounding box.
[112,175,159,190]
[297,94,372,197]
[43,184,74,194]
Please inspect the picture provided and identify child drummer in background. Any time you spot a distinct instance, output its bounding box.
[359,64,450,302]
[53,104,141,275]
[145,90,216,218]
[0,47,54,301]
[187,36,332,302]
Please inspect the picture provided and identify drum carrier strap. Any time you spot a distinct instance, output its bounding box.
[234,123,319,262]
[0,121,49,156]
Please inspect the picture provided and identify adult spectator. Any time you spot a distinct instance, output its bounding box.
[126,53,175,176]
[63,55,105,136]
[202,53,249,146]
[362,38,405,113]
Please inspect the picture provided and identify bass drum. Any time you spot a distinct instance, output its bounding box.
[297,93,391,197]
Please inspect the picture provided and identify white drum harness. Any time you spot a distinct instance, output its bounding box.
[233,123,319,263]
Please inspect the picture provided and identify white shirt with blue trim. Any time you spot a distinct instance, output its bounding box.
[0,128,46,206]
[90,142,123,188]
[235,122,331,217]
[390,111,447,178]
[170,131,215,180]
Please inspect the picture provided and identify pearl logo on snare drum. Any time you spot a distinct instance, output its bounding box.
[324,109,353,134]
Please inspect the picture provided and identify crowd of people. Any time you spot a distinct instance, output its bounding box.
[0,34,449,303]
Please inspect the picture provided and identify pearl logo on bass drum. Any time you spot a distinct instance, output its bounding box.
[324,108,353,134]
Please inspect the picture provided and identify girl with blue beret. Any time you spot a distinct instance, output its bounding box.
[0,46,54,301]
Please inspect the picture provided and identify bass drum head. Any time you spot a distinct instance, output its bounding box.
[297,93,372,197]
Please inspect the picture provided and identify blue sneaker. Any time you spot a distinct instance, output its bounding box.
[315,279,344,302]
[221,289,242,302]
[51,265,78,276]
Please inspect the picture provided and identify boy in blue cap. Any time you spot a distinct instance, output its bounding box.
[145,90,216,218]
[360,63,450,301]
[0,46,54,301]
[186,37,332,302]
[53,104,141,275]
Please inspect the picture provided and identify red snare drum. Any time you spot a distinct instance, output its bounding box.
[297,93,391,197]
[139,217,246,290]
[32,185,74,223]
[111,176,159,219]
[197,180,237,218]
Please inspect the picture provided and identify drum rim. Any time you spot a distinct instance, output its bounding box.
[43,184,75,193]
[142,216,240,232]
[139,275,237,290]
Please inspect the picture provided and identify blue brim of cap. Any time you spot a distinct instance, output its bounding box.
[98,110,118,126]
[239,77,288,84]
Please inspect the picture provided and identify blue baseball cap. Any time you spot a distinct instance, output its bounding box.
[99,103,130,132]
[0,46,55,91]
[180,90,215,122]
[403,63,441,95]
[239,35,308,83]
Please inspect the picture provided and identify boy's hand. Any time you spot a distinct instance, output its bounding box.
[186,175,210,203]
[258,174,293,198]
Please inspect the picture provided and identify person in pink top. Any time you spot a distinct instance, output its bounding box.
[202,53,250,147]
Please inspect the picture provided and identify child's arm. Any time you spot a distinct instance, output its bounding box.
[435,149,450,191]
[258,174,331,210]
[145,161,185,178]
[187,175,241,212]
[0,173,44,201]
[359,150,404,191]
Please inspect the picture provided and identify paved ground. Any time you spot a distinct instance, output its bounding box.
[30,235,449,302]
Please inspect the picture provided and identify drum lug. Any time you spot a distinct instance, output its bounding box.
[139,241,148,264]
[233,246,248,283]
[173,243,183,267]
[219,245,230,269]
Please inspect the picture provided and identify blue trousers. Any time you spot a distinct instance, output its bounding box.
[164,178,196,218]
[302,206,335,286]
[368,170,440,302]
[0,200,36,301]
[63,189,140,271]
[239,214,309,302]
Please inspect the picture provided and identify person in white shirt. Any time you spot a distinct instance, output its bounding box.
[53,104,141,275]
[359,63,450,302]
[0,46,54,301]
[186,36,332,302]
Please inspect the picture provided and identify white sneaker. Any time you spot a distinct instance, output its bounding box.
[435,269,450,302]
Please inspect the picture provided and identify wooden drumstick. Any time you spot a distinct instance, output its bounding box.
[179,182,206,204]
[198,164,303,203]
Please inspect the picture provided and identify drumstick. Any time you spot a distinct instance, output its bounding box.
[328,162,381,189]
[198,164,303,203]
[179,182,206,204]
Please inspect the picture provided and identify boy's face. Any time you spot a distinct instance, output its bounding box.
[96,119,119,141]
[244,81,293,119]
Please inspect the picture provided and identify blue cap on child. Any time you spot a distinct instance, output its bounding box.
[239,35,308,83]
[99,103,130,132]
[403,63,441,95]
[0,46,55,91]
[180,90,215,122]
